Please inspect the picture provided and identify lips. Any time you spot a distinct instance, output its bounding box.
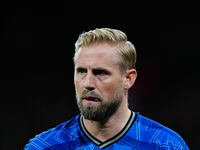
[82,96,100,102]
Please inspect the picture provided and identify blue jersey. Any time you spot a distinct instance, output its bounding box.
[24,112,189,149]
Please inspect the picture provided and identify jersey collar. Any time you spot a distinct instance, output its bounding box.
[79,111,137,149]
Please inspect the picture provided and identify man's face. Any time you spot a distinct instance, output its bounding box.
[74,43,126,121]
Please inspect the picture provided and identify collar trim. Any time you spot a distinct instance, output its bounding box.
[79,111,137,149]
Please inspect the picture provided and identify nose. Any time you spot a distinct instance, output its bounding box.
[83,71,96,91]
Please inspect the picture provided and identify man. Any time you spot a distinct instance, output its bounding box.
[24,28,189,149]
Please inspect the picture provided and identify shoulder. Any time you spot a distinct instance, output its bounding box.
[135,113,189,149]
[24,115,80,150]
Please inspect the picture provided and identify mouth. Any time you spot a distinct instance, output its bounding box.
[82,96,101,102]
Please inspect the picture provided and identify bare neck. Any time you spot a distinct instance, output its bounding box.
[83,105,132,142]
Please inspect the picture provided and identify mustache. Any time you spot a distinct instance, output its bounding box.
[80,90,102,100]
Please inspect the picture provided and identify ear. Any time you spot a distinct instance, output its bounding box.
[124,69,137,90]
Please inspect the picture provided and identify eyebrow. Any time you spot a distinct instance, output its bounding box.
[75,66,86,71]
[75,66,111,73]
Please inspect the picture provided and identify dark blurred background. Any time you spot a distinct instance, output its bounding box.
[1,1,200,150]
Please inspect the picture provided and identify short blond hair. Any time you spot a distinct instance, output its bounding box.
[74,28,137,73]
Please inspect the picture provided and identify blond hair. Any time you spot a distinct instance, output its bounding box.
[74,28,137,73]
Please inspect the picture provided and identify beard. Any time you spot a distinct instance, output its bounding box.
[76,89,123,122]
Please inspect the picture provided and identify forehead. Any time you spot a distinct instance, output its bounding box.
[75,43,119,68]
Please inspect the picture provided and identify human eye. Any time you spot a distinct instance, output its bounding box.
[76,67,87,74]
[93,69,110,76]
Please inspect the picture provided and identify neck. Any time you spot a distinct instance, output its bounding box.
[83,104,132,142]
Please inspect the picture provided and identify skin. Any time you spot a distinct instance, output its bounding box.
[74,42,137,142]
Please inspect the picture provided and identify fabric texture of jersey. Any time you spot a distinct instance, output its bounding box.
[24,112,189,150]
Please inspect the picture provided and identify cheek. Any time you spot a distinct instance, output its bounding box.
[75,79,82,93]
[101,81,123,97]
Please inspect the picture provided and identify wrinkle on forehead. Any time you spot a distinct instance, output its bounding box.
[75,42,119,69]
[74,41,124,65]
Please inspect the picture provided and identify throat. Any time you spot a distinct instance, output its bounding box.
[91,125,115,142]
